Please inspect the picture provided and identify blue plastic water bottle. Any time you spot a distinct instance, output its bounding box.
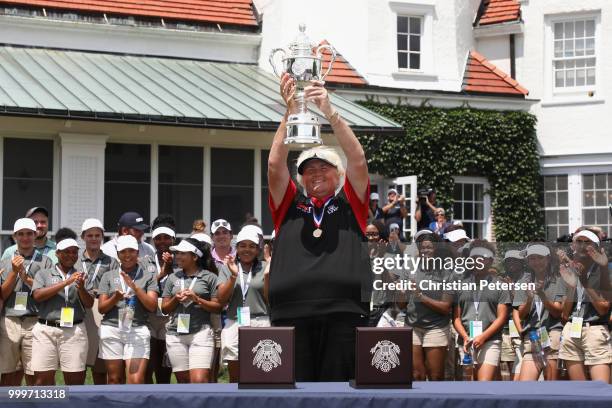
[528,330,547,370]
[462,353,474,381]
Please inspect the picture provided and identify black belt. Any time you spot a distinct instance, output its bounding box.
[38,319,83,327]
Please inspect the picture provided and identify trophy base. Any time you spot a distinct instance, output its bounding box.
[285,113,322,145]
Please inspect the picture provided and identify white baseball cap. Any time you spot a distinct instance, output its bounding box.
[81,218,104,234]
[573,230,600,244]
[370,192,380,201]
[525,244,551,257]
[241,224,263,238]
[170,240,203,257]
[388,188,398,195]
[296,147,342,175]
[152,226,176,239]
[236,228,260,245]
[414,229,433,241]
[211,219,232,234]
[56,238,79,251]
[191,233,213,246]
[503,250,524,260]
[13,218,37,233]
[389,223,400,231]
[116,235,139,252]
[444,229,469,243]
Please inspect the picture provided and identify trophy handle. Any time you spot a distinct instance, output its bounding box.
[316,44,337,80]
[268,48,287,78]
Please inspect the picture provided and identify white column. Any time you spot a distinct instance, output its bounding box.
[254,148,262,224]
[150,142,159,224]
[203,146,211,228]
[59,133,108,232]
[567,170,583,232]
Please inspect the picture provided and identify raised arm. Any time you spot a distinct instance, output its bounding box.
[268,73,295,208]
[305,81,369,202]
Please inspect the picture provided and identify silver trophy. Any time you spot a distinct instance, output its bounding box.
[269,24,337,145]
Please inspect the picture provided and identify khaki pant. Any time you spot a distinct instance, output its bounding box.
[0,316,37,375]
[31,322,88,372]
[559,323,612,366]
[166,326,214,372]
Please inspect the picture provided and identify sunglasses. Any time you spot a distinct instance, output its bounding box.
[212,220,230,229]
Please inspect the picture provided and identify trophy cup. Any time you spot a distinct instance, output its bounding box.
[269,24,337,145]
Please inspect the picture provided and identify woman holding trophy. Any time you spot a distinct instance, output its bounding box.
[267,38,372,380]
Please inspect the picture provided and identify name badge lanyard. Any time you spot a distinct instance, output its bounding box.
[180,274,198,308]
[310,197,334,237]
[57,265,74,307]
[472,276,483,320]
[82,260,102,286]
[575,267,593,314]
[238,263,252,307]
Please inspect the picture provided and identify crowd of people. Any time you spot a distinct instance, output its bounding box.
[0,75,609,387]
[367,219,612,383]
[0,206,270,385]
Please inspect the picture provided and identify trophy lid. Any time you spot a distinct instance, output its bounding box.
[288,23,314,56]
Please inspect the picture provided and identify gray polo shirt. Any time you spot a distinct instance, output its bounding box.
[568,263,609,324]
[405,268,453,329]
[162,269,219,335]
[455,274,511,343]
[0,251,53,317]
[77,250,119,294]
[513,273,566,335]
[32,266,94,322]
[218,261,268,320]
[98,266,159,327]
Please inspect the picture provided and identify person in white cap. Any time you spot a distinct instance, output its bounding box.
[453,240,510,381]
[31,239,93,385]
[0,218,54,386]
[269,73,371,381]
[559,228,611,382]
[189,231,222,382]
[443,227,471,257]
[210,219,235,269]
[97,235,159,384]
[2,207,56,263]
[513,243,566,381]
[217,227,270,382]
[161,238,221,383]
[78,218,119,385]
[368,192,383,222]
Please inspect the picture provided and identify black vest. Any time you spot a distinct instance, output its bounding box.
[269,189,372,322]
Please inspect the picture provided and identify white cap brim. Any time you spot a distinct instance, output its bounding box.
[56,238,79,251]
[152,226,176,239]
[170,240,203,257]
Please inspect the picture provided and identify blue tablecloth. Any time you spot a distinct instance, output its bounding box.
[2,381,611,408]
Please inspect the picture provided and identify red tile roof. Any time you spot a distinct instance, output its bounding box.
[476,0,521,26]
[318,40,367,86]
[463,51,528,96]
[0,0,258,27]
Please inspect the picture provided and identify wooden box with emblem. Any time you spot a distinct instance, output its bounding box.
[350,327,413,389]
[238,327,295,389]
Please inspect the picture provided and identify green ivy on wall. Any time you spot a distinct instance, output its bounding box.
[357,101,543,242]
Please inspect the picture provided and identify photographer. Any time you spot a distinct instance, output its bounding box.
[415,188,438,231]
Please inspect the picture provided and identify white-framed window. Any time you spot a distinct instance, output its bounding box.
[453,177,491,240]
[553,19,596,89]
[0,136,57,253]
[389,0,436,79]
[541,175,569,240]
[544,12,601,104]
[582,173,612,237]
[397,15,422,70]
